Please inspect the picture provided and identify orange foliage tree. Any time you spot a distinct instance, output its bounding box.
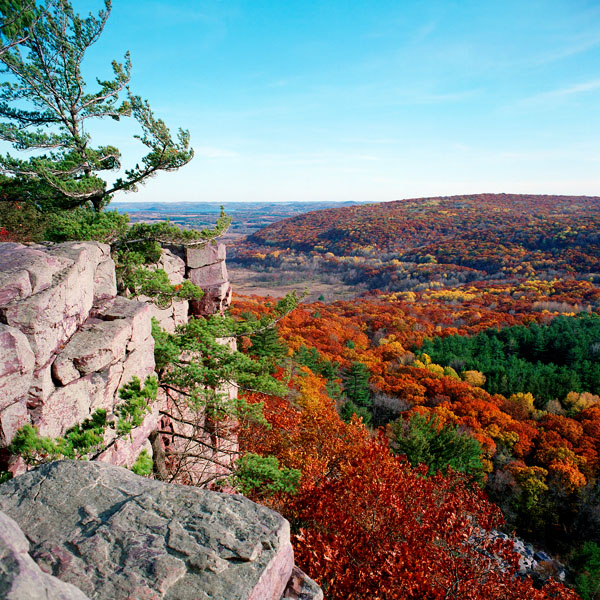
[239,369,580,599]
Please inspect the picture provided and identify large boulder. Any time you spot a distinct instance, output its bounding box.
[190,281,232,317]
[0,460,297,600]
[51,318,132,384]
[185,241,226,269]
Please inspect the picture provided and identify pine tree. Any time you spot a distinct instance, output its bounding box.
[0,0,39,56]
[341,361,371,408]
[391,412,485,484]
[248,316,287,368]
[0,0,192,212]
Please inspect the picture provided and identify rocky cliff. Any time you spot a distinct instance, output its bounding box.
[0,240,323,599]
[0,240,233,476]
[0,241,155,475]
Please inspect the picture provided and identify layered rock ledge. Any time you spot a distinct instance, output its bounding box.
[0,240,233,475]
[0,242,155,474]
[0,460,322,600]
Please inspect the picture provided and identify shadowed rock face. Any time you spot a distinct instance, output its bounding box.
[0,511,90,600]
[0,461,298,600]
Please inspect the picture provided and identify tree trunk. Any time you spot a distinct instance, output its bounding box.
[149,430,169,481]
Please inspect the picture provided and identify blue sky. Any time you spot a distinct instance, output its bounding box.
[73,1,600,202]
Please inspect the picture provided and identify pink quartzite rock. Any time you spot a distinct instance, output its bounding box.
[280,566,324,600]
[27,362,55,405]
[0,401,29,446]
[50,358,80,387]
[32,373,105,438]
[0,242,111,367]
[188,260,229,288]
[142,299,189,334]
[84,362,124,414]
[0,243,71,306]
[185,241,226,269]
[0,461,314,600]
[190,281,232,317]
[93,257,117,303]
[117,348,155,395]
[0,510,90,600]
[157,249,185,284]
[172,298,189,328]
[133,249,189,333]
[248,518,294,600]
[52,318,132,383]
[0,324,35,409]
[96,296,152,349]
[0,269,31,307]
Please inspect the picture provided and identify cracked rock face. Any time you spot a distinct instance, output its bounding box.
[0,460,295,600]
[0,242,114,367]
[185,241,226,270]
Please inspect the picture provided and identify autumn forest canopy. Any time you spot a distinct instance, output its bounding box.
[1,2,599,598]
[230,193,600,599]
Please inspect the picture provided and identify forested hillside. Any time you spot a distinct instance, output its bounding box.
[232,277,600,596]
[231,194,600,292]
[229,195,600,600]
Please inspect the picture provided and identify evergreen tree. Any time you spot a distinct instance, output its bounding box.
[341,361,371,408]
[340,361,372,424]
[391,412,485,485]
[571,542,600,600]
[248,316,287,372]
[295,345,339,380]
[340,399,372,425]
[0,0,192,212]
[0,0,39,56]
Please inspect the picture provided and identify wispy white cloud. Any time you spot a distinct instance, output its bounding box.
[520,79,600,105]
[530,34,600,67]
[545,79,600,97]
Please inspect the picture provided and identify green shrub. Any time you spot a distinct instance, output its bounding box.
[232,453,300,498]
[130,449,154,476]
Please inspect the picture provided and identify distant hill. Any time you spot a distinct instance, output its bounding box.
[232,193,600,291]
[247,193,600,257]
